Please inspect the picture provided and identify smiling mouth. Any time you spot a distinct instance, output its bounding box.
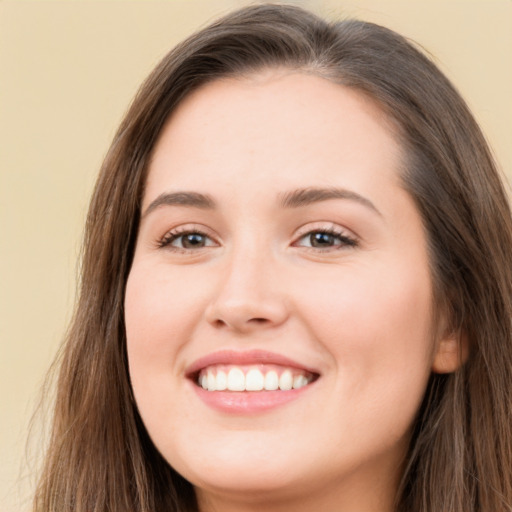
[195,364,318,392]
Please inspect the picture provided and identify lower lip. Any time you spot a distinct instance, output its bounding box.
[191,382,314,414]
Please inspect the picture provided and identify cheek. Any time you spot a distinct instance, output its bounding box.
[125,263,207,350]
[124,262,217,465]
[124,263,209,403]
[295,258,435,424]
[304,255,434,352]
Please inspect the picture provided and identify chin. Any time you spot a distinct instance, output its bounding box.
[189,465,312,507]
[196,469,296,494]
[171,443,308,497]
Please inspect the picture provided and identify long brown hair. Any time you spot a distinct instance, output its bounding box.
[34,4,512,511]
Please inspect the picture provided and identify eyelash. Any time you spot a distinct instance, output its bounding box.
[157,226,216,251]
[157,225,358,252]
[294,227,358,250]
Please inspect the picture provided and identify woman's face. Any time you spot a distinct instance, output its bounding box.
[125,72,452,510]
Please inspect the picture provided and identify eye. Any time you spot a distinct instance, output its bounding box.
[158,228,217,250]
[294,228,358,250]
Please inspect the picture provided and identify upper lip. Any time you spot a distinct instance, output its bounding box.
[185,349,320,378]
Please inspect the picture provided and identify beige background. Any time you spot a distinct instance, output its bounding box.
[1,1,510,510]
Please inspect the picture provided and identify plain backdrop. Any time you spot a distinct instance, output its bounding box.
[1,1,511,511]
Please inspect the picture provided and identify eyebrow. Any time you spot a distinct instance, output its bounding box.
[141,187,381,219]
[278,187,381,216]
[141,191,215,219]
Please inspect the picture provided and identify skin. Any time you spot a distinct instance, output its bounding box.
[124,71,462,512]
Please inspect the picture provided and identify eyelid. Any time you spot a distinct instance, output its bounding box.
[293,221,357,240]
[291,222,359,249]
[157,224,220,250]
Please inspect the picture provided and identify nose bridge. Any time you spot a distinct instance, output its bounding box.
[205,233,288,331]
[226,235,268,291]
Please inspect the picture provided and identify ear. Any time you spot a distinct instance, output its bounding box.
[431,329,469,374]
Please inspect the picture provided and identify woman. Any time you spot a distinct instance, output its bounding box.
[34,4,512,512]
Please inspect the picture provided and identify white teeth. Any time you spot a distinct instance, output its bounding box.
[198,366,314,392]
[279,370,293,391]
[245,369,264,391]
[207,371,217,391]
[264,370,279,391]
[227,368,245,391]
[216,370,227,391]
[293,374,308,389]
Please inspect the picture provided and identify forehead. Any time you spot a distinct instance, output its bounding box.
[145,71,404,208]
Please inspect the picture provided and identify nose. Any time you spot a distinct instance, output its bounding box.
[205,248,289,333]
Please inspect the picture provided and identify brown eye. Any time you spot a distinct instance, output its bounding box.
[309,232,339,248]
[295,230,357,250]
[159,230,217,250]
[178,233,208,248]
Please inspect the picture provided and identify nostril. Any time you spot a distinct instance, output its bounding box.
[206,298,289,332]
[213,317,268,328]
